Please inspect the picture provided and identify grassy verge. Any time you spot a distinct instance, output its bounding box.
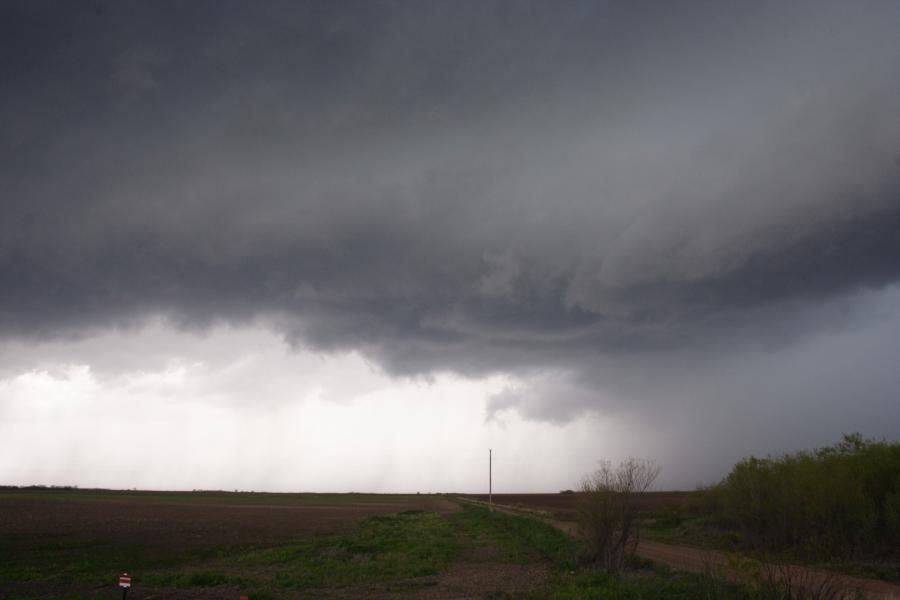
[235,509,459,594]
[450,502,580,568]
[454,502,784,600]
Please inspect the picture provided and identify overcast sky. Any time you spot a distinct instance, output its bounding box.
[2,1,899,492]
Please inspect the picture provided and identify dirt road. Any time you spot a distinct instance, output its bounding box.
[457,497,900,600]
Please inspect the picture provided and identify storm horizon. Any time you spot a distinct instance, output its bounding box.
[2,0,900,493]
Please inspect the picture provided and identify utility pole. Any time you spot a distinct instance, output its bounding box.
[489,448,493,512]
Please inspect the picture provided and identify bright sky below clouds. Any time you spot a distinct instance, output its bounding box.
[1,323,638,492]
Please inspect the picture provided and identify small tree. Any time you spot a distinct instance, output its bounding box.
[577,457,660,571]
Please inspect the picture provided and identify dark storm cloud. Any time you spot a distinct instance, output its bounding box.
[3,1,900,426]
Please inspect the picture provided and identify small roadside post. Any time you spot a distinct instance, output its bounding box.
[118,573,132,599]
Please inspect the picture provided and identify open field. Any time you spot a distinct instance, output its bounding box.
[0,489,450,552]
[0,489,455,599]
[1,488,780,600]
[459,491,702,520]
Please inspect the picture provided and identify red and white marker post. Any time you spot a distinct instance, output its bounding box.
[119,573,132,598]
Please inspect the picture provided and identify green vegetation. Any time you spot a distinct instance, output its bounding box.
[712,434,900,558]
[450,502,580,568]
[242,510,458,591]
[0,536,208,586]
[1,509,461,598]
[4,490,808,600]
[457,503,787,600]
[490,567,787,600]
[641,434,900,584]
[8,440,899,600]
[642,512,742,550]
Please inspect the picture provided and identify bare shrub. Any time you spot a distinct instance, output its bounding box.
[577,457,660,572]
[758,560,862,600]
[721,553,861,600]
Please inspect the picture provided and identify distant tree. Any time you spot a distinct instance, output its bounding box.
[577,457,660,572]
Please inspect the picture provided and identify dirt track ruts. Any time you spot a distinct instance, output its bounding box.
[457,497,900,600]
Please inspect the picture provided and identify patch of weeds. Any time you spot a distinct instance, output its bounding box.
[450,504,579,568]
[242,510,460,591]
[0,562,43,583]
[143,570,245,588]
[642,514,741,549]
[381,578,441,593]
[0,538,254,586]
[242,591,276,600]
[492,568,767,600]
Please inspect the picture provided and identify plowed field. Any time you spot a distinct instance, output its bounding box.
[460,491,699,519]
[0,489,456,599]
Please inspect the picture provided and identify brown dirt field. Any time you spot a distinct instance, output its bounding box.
[0,492,458,600]
[0,494,453,550]
[460,491,700,519]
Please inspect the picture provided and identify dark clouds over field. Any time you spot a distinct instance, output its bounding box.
[2,1,900,469]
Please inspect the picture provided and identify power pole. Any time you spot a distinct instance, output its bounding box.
[489,448,493,512]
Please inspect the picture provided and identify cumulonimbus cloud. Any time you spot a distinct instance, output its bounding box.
[2,1,900,427]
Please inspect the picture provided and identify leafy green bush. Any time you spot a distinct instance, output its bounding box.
[714,434,900,559]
